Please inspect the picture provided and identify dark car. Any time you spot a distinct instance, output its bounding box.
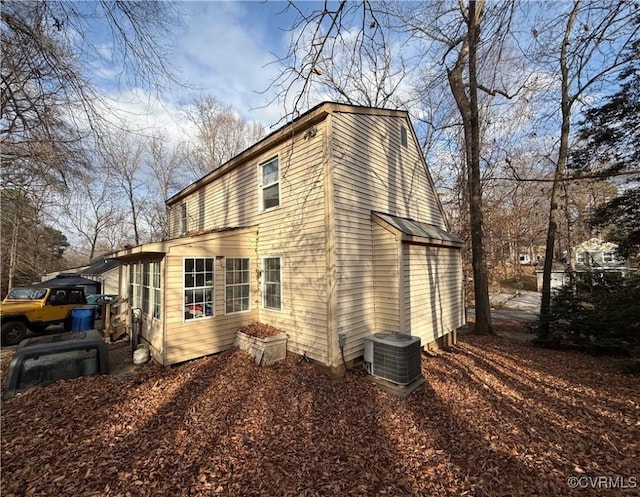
[86,294,117,319]
[2,330,109,399]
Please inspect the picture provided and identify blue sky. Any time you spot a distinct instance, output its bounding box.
[93,1,318,134]
[87,1,634,146]
[172,2,296,119]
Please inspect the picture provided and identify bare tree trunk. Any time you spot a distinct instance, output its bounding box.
[448,0,494,334]
[7,209,19,290]
[539,5,576,337]
[127,181,140,246]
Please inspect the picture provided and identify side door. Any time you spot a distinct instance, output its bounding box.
[45,289,73,323]
[62,289,87,320]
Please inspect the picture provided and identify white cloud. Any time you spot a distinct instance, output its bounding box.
[98,88,191,144]
[169,2,291,126]
[84,2,306,143]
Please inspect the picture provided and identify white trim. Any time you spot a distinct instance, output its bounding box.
[261,255,283,312]
[182,256,215,322]
[142,261,150,315]
[180,203,188,234]
[224,257,252,315]
[130,263,142,309]
[258,155,281,213]
[151,261,161,321]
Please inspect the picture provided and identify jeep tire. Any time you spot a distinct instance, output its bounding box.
[2,321,27,346]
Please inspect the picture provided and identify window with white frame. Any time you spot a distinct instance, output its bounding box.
[225,258,250,313]
[180,203,187,234]
[130,261,161,318]
[260,157,280,211]
[184,258,214,320]
[129,263,142,308]
[576,252,587,264]
[262,257,282,311]
[142,262,150,314]
[602,251,614,263]
[152,261,161,319]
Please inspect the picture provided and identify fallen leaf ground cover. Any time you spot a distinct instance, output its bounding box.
[2,322,638,497]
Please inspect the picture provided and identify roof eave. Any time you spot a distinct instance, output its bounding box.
[400,234,464,248]
[166,102,409,207]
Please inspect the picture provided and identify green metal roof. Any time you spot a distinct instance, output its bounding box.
[373,212,463,246]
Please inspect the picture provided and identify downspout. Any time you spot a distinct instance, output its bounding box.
[398,236,406,333]
[162,256,168,366]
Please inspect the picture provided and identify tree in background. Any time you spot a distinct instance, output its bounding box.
[1,0,183,278]
[61,169,125,260]
[143,132,189,241]
[0,189,68,295]
[532,0,638,337]
[1,0,179,189]
[103,131,147,247]
[183,95,265,177]
[574,43,639,258]
[275,0,529,334]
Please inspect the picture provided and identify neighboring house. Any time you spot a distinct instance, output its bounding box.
[573,238,628,272]
[535,261,570,292]
[517,253,531,265]
[81,257,119,295]
[114,102,465,369]
[518,243,545,265]
[35,274,99,296]
[536,238,630,291]
[40,253,120,295]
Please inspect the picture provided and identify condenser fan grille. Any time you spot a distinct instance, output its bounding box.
[365,332,422,385]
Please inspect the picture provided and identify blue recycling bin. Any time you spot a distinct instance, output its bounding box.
[71,306,96,332]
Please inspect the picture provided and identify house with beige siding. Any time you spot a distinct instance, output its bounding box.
[114,102,465,369]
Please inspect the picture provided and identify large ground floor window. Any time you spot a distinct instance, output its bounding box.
[152,262,161,319]
[225,258,250,313]
[262,256,282,311]
[129,263,141,308]
[184,257,214,320]
[129,261,162,320]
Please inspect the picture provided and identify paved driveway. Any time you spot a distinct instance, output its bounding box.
[467,290,541,323]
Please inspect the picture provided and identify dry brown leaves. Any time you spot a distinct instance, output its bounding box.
[237,322,284,339]
[2,323,639,497]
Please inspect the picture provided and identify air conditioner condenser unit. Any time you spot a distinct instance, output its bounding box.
[364,332,422,385]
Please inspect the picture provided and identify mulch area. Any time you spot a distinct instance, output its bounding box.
[1,322,638,496]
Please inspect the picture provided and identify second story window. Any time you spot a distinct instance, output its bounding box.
[603,251,614,263]
[260,157,280,211]
[180,203,187,234]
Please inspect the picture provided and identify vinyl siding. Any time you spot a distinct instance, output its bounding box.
[162,229,259,365]
[119,258,165,359]
[101,268,119,295]
[130,104,461,369]
[165,124,330,364]
[330,111,447,364]
[372,223,400,332]
[403,244,464,346]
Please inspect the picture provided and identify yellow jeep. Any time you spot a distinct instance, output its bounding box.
[0,286,87,346]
